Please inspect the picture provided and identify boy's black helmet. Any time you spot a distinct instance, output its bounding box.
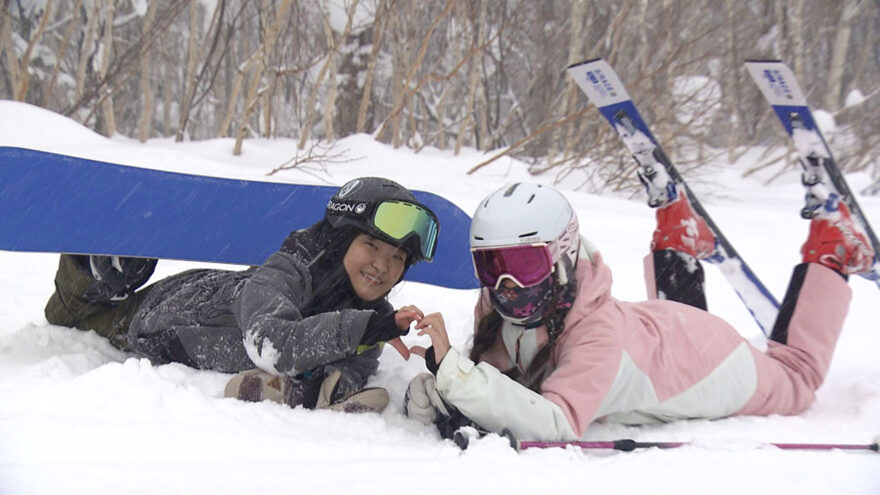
[325,177,439,263]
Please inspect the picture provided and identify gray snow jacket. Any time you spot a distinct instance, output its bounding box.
[127,222,393,380]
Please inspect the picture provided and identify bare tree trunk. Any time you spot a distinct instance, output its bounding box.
[824,0,859,111]
[219,52,258,138]
[724,0,740,161]
[11,0,54,101]
[98,0,118,136]
[455,13,480,155]
[42,0,83,107]
[559,0,587,165]
[235,0,293,155]
[0,5,22,98]
[75,2,100,101]
[474,1,489,151]
[774,0,786,59]
[790,0,805,81]
[297,0,357,149]
[138,0,158,142]
[376,0,455,146]
[162,58,173,135]
[386,9,407,148]
[356,0,388,133]
[322,0,340,142]
[175,0,201,141]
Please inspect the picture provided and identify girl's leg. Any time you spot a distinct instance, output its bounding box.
[739,262,850,415]
[738,198,873,416]
[646,190,717,310]
[44,255,156,349]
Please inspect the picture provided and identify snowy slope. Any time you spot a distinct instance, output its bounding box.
[0,101,878,495]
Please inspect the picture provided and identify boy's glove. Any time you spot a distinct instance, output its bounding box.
[360,311,407,347]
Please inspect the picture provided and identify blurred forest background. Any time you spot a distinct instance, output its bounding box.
[3,0,879,193]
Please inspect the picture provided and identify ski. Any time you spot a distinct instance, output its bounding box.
[745,60,880,286]
[567,59,779,336]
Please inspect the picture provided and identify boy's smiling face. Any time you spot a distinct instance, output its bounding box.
[343,233,407,301]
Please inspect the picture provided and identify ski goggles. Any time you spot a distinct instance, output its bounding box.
[471,244,554,290]
[371,200,439,262]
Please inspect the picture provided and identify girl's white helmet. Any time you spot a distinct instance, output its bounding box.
[471,183,580,286]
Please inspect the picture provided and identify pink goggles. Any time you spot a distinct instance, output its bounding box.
[471,244,554,289]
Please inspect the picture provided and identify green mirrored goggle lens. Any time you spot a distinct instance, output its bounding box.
[373,200,439,261]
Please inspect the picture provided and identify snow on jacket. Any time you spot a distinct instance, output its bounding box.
[434,249,851,441]
[128,221,392,375]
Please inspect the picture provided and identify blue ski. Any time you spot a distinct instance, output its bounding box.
[746,60,880,286]
[567,58,779,336]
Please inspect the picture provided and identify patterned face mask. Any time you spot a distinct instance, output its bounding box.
[489,270,578,325]
[489,277,556,324]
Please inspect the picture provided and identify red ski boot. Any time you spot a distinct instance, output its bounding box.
[802,195,875,275]
[651,190,717,260]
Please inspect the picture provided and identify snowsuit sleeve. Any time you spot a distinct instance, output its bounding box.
[434,348,581,441]
[233,250,377,376]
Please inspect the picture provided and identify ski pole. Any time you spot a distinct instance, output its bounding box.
[516,437,880,453]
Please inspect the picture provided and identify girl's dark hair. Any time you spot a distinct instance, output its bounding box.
[468,279,568,392]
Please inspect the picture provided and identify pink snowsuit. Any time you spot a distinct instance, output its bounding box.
[434,251,851,440]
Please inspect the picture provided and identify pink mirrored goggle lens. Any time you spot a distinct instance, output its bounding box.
[472,245,554,289]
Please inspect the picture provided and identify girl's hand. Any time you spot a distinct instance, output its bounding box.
[409,345,428,358]
[385,305,423,361]
[413,313,450,364]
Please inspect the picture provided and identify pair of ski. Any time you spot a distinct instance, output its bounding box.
[567,59,880,337]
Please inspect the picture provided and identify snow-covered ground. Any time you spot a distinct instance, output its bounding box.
[1,100,878,494]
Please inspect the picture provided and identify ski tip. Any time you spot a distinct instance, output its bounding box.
[567,58,602,70]
[744,58,782,64]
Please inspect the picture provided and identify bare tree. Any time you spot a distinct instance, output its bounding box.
[825,0,860,111]
[97,0,119,136]
[233,0,293,155]
[138,0,158,142]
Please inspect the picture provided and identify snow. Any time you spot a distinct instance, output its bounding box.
[1,100,879,494]
[813,109,837,136]
[846,89,867,108]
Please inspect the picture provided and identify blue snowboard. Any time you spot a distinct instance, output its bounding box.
[0,146,479,290]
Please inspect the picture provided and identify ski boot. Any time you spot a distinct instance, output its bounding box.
[650,187,717,260]
[225,368,388,414]
[80,255,158,303]
[801,194,875,276]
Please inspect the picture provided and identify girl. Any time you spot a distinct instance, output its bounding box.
[405,182,874,440]
[45,177,439,413]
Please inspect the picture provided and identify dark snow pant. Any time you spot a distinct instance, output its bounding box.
[44,254,153,351]
[651,249,707,310]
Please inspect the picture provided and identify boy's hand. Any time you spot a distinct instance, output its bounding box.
[394,305,424,330]
[385,305,424,361]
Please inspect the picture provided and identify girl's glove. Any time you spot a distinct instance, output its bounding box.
[404,373,480,439]
[403,373,451,425]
